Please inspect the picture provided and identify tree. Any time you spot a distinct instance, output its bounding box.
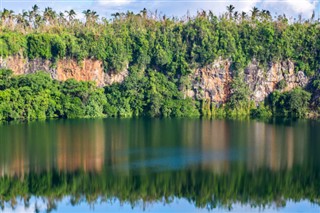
[287,88,311,117]
[251,7,260,21]
[0,69,13,90]
[1,9,14,28]
[83,9,99,26]
[226,5,235,20]
[241,12,247,21]
[43,7,56,25]
[260,10,271,21]
[140,8,147,19]
[227,73,251,116]
[83,9,91,24]
[65,9,76,24]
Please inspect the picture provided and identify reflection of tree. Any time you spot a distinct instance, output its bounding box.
[0,119,316,177]
[0,167,319,211]
[0,119,319,211]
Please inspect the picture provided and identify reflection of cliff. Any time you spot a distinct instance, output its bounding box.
[248,122,300,171]
[0,120,106,177]
[200,120,230,173]
[0,125,28,178]
[57,120,105,172]
[197,120,309,173]
[0,119,315,177]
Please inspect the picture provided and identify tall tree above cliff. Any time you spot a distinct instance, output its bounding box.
[226,5,235,20]
[251,7,260,21]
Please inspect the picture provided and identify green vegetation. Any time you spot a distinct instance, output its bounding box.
[0,167,319,211]
[0,5,319,121]
[0,69,199,120]
[1,6,319,75]
[0,70,107,120]
[0,115,319,211]
[267,88,312,117]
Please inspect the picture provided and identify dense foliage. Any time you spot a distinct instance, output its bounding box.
[1,167,319,211]
[1,6,319,75]
[0,5,319,120]
[0,70,108,120]
[1,114,319,211]
[0,69,199,120]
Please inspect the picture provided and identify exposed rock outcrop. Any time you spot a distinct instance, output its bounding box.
[245,60,308,102]
[0,55,127,87]
[0,55,310,104]
[186,59,309,104]
[186,59,232,103]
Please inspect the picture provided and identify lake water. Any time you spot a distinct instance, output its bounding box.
[0,118,319,212]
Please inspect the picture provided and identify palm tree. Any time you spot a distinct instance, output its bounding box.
[111,12,121,20]
[226,5,235,20]
[7,9,15,28]
[65,9,76,23]
[261,10,271,21]
[28,4,39,29]
[58,12,66,25]
[126,11,134,18]
[16,13,24,29]
[43,7,57,25]
[83,9,99,26]
[251,7,259,21]
[30,4,39,19]
[311,10,315,22]
[234,11,239,21]
[32,4,39,14]
[241,12,247,21]
[1,9,14,28]
[43,7,51,24]
[208,10,214,20]
[1,9,10,23]
[22,10,29,20]
[17,12,30,31]
[90,10,99,24]
[83,9,91,24]
[34,13,43,29]
[140,8,147,19]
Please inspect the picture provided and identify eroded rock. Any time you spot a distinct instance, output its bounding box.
[0,56,128,87]
[187,59,309,104]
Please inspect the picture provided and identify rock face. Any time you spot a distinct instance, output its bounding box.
[0,55,309,104]
[0,55,128,87]
[245,60,308,102]
[187,59,309,104]
[186,59,232,103]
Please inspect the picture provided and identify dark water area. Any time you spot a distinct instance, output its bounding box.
[0,118,320,212]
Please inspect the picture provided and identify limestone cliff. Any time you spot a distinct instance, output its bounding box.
[244,60,308,103]
[185,59,232,103]
[186,59,309,104]
[0,55,309,104]
[0,55,128,87]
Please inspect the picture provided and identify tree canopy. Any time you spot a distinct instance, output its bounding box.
[0,5,319,120]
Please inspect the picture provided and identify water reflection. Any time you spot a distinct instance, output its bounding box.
[0,118,319,211]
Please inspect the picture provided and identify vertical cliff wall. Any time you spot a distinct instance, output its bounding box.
[186,59,309,104]
[0,56,309,103]
[0,55,128,87]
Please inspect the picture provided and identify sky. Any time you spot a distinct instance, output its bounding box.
[0,0,319,20]
[2,197,320,213]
